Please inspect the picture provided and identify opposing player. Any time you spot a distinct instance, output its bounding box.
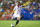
[11,1,21,26]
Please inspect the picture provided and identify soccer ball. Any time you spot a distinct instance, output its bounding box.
[11,24,14,27]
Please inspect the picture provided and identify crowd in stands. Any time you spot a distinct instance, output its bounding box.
[21,0,40,20]
[0,0,26,20]
[0,0,40,20]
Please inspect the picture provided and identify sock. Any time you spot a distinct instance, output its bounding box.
[16,20,19,25]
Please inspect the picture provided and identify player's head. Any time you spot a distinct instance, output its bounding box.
[17,1,20,6]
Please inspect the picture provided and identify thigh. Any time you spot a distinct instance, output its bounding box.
[17,17,20,20]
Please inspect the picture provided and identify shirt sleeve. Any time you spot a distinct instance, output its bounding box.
[13,7,16,10]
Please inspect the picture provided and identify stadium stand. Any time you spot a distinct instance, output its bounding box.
[0,0,40,20]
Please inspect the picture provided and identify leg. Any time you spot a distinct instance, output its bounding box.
[15,17,20,25]
[11,16,14,20]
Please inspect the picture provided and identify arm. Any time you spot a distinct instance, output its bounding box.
[11,7,16,17]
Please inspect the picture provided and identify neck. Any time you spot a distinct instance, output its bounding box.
[18,5,19,8]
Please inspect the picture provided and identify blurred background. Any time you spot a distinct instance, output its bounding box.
[0,0,40,20]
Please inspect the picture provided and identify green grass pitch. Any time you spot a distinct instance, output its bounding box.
[0,20,40,27]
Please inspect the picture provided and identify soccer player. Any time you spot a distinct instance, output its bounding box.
[11,1,21,26]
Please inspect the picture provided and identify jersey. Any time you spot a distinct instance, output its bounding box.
[12,5,21,19]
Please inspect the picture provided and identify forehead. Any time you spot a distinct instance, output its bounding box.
[17,2,18,3]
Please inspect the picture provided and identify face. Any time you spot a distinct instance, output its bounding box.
[17,2,20,6]
[17,2,18,6]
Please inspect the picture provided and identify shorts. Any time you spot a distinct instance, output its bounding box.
[12,14,21,19]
